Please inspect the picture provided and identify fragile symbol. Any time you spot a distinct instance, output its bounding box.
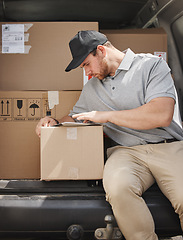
[29,103,39,116]
[17,100,23,116]
[1,100,10,116]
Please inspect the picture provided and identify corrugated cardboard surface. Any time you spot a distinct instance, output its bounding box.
[101,28,167,59]
[0,22,98,91]
[0,91,81,179]
[0,121,40,179]
[41,125,104,180]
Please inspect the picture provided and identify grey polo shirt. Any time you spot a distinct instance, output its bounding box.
[69,49,183,146]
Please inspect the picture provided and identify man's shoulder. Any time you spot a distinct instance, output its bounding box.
[134,52,164,68]
[135,52,160,61]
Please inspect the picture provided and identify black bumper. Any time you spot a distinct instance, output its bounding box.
[0,180,182,238]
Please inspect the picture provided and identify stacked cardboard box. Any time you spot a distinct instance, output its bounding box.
[0,22,98,90]
[0,22,102,180]
[0,90,82,179]
[101,28,167,61]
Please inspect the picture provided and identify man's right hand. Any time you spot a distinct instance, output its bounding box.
[35,116,58,137]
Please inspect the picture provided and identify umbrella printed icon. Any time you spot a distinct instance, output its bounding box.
[29,103,39,116]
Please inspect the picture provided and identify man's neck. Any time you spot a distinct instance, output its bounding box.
[108,50,125,76]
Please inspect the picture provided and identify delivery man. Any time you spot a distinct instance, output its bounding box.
[36,30,183,240]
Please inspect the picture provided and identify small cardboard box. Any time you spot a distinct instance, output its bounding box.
[41,124,104,180]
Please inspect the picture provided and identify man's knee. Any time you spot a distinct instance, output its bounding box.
[172,191,183,215]
[103,168,142,203]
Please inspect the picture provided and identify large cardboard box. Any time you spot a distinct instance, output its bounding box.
[41,124,104,180]
[0,91,81,179]
[0,22,98,91]
[101,28,167,61]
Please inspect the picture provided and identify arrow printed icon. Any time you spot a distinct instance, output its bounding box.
[0,99,11,116]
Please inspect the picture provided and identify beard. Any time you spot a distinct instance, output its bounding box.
[95,58,109,80]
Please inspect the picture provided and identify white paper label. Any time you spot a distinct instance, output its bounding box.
[154,52,167,61]
[67,127,77,140]
[2,24,24,53]
[48,91,59,109]
[68,167,79,179]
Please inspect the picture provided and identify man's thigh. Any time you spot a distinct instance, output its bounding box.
[103,145,155,197]
[147,141,183,205]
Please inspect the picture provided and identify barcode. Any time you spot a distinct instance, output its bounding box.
[15,36,23,41]
[3,47,9,53]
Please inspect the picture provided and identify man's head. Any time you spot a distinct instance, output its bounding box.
[65,30,108,72]
[79,44,110,80]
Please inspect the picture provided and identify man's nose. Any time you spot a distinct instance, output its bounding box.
[85,69,91,76]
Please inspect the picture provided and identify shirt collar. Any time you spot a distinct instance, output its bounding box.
[102,48,135,82]
[118,48,135,71]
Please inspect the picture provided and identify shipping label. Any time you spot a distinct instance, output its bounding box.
[2,24,24,54]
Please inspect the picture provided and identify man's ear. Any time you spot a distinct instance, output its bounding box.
[97,45,106,57]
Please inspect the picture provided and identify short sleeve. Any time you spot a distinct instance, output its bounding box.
[145,58,176,103]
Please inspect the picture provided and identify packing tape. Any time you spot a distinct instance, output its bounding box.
[24,33,29,42]
[24,45,32,54]
[48,91,59,109]
[24,23,33,32]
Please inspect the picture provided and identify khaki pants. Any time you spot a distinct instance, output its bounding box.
[103,141,183,240]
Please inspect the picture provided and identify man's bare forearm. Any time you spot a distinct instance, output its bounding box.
[72,97,175,130]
